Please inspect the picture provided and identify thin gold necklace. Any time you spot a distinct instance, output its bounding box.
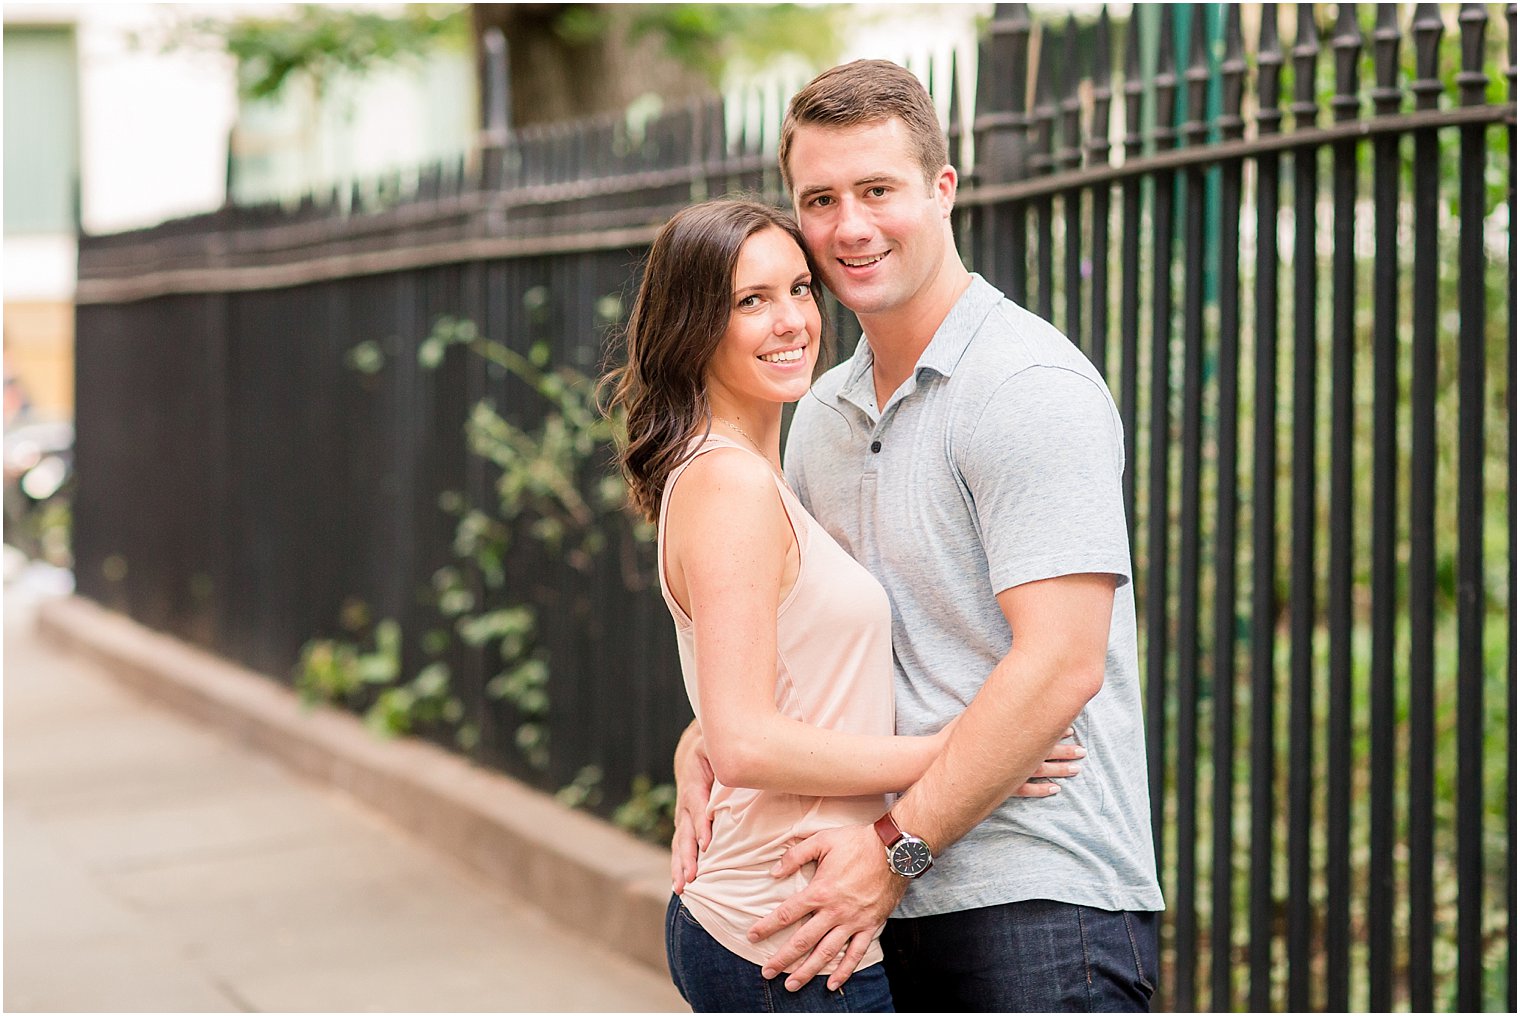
[715,416,760,449]
[714,416,790,488]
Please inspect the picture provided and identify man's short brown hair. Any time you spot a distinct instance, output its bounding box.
[778,59,949,194]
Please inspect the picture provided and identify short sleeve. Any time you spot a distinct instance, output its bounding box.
[959,366,1132,594]
[782,402,814,514]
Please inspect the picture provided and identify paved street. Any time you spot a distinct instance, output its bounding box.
[3,564,686,1013]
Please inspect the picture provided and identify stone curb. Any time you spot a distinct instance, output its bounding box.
[35,595,674,973]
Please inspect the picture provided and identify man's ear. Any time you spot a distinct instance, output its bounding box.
[936,165,958,217]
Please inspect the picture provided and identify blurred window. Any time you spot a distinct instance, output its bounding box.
[4,26,79,235]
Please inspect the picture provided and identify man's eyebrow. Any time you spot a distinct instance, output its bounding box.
[795,174,905,201]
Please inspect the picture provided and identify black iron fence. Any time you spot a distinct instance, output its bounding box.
[73,4,1513,1011]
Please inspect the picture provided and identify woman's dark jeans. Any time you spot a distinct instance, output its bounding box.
[881,898,1159,1012]
[665,895,895,1013]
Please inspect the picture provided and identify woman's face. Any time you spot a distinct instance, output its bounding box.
[703,226,822,410]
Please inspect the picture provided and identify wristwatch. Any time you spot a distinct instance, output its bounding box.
[874,812,933,879]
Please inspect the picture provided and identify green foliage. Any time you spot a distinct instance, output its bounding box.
[151,4,469,101]
[611,775,678,842]
[418,312,643,772]
[555,764,605,809]
[295,616,400,705]
[296,612,466,740]
[317,311,665,839]
[625,4,847,82]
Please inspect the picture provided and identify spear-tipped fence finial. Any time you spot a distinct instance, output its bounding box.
[1291,4,1322,129]
[1088,7,1115,166]
[1508,4,1517,103]
[1332,5,1364,122]
[1220,5,1247,141]
[1123,6,1145,159]
[1412,4,1446,111]
[1058,14,1083,171]
[946,48,965,169]
[1153,4,1179,149]
[1029,23,1059,175]
[1372,4,1403,116]
[1259,4,1285,134]
[1183,6,1211,148]
[1457,4,1490,107]
[973,3,1032,184]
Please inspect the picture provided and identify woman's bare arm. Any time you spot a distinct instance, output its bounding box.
[665,448,944,796]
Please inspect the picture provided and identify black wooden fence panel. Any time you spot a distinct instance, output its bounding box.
[72,4,1514,1010]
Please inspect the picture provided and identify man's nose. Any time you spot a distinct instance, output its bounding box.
[836,197,872,244]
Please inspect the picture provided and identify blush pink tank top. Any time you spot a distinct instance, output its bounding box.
[657,434,896,972]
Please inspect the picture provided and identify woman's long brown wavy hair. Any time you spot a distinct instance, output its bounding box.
[603,199,829,523]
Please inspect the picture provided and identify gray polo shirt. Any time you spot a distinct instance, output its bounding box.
[784,275,1163,917]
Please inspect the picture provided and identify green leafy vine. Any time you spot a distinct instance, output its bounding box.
[302,308,676,842]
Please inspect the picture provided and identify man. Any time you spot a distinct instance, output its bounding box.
[674,59,1163,1011]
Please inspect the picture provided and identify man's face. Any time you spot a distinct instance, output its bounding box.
[787,118,956,320]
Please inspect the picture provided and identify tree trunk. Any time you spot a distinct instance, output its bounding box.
[472,4,715,129]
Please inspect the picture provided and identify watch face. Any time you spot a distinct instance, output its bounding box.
[890,837,932,877]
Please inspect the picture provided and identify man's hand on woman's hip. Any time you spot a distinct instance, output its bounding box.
[751,823,905,993]
[671,723,714,894]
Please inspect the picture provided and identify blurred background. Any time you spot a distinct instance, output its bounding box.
[3,3,1515,1013]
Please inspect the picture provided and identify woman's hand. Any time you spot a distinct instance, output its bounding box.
[1010,726,1084,797]
[930,720,1084,797]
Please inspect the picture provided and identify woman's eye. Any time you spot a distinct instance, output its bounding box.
[737,294,759,309]
[791,283,812,298]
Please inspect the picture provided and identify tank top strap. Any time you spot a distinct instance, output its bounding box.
[656,432,810,627]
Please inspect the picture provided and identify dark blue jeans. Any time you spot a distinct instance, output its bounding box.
[880,899,1158,1012]
[665,895,895,1013]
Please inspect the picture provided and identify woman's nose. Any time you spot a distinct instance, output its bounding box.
[775,299,806,336]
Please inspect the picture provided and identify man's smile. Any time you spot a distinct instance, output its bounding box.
[838,251,890,269]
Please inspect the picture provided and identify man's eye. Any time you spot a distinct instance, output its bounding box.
[867,186,888,197]
[810,195,833,208]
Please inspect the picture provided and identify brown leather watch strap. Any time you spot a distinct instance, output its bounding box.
[874,811,903,848]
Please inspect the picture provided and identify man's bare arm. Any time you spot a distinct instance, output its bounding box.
[752,572,1116,990]
[889,573,1113,848]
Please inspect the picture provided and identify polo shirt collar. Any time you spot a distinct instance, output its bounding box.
[834,274,1005,416]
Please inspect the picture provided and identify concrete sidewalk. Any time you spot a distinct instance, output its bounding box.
[3,574,686,1013]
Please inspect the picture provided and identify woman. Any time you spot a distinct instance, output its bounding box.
[605,200,1074,1012]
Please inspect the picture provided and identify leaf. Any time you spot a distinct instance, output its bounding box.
[412,661,450,698]
[365,687,414,737]
[455,606,535,648]
[345,339,386,375]
[357,652,399,684]
[373,618,401,658]
[418,335,447,369]
[438,588,475,617]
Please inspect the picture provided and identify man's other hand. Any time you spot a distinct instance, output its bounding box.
[671,727,714,893]
[751,824,905,992]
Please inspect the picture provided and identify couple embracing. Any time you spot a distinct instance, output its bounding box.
[605,59,1163,1014]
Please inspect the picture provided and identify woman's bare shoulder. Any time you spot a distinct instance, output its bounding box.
[665,446,787,544]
